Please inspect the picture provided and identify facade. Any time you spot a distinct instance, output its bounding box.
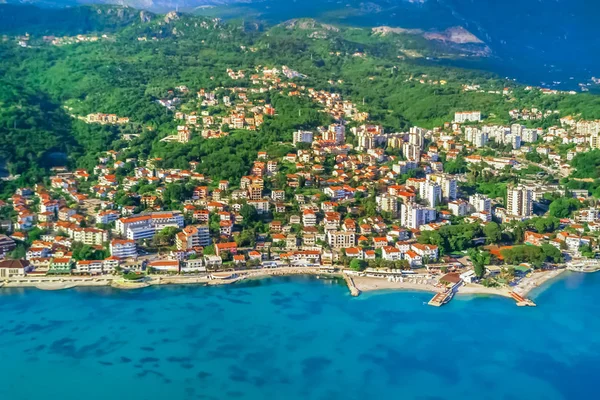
[181,258,206,273]
[70,227,108,246]
[506,185,533,218]
[115,211,184,240]
[293,130,313,145]
[327,231,355,249]
[469,194,491,213]
[110,239,137,258]
[75,260,103,275]
[176,225,211,250]
[323,124,345,144]
[49,258,73,274]
[0,259,32,278]
[400,203,436,230]
[448,200,469,217]
[454,111,481,123]
[0,234,16,256]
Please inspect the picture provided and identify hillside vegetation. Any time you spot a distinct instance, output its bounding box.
[1,5,600,197]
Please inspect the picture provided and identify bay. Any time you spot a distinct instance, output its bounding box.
[0,272,598,399]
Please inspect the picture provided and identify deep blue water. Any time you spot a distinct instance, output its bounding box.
[1,272,599,400]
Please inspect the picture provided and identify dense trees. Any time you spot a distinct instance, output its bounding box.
[548,198,581,218]
[570,150,600,179]
[483,222,501,244]
[72,242,108,261]
[418,223,482,254]
[500,244,563,268]
[349,259,367,271]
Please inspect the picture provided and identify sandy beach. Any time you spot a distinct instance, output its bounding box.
[512,268,567,296]
[352,275,441,295]
[457,284,512,298]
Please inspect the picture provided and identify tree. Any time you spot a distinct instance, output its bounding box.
[234,228,256,247]
[483,222,501,244]
[72,242,106,261]
[349,258,367,271]
[154,227,180,247]
[239,203,259,228]
[549,198,581,218]
[203,244,215,255]
[468,249,490,279]
[8,243,26,259]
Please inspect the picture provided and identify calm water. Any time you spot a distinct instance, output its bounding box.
[1,272,598,400]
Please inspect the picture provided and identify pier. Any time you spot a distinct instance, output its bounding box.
[428,290,453,307]
[343,273,360,297]
[509,291,536,307]
[428,274,462,307]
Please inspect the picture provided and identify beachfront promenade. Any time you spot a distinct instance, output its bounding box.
[0,265,571,305]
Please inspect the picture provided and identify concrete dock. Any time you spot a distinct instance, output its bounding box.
[343,274,360,297]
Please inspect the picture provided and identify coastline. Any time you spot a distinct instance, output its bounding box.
[0,267,581,304]
[341,268,572,302]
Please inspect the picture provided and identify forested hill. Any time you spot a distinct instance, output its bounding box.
[1,4,600,198]
[0,4,151,35]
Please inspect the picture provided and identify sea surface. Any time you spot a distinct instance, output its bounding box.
[1,272,598,400]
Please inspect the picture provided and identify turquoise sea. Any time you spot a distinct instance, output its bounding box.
[1,272,598,400]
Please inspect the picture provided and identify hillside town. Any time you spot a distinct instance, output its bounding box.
[2,64,600,304]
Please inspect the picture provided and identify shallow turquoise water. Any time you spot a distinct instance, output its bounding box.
[1,272,598,400]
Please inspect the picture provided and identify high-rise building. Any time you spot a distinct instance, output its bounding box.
[511,134,522,149]
[323,124,345,144]
[423,182,442,208]
[506,185,533,218]
[400,203,437,229]
[474,131,489,148]
[376,194,399,217]
[402,142,421,162]
[427,174,457,201]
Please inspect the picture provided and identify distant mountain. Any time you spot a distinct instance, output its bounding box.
[0,4,152,35]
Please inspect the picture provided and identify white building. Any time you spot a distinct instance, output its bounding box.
[422,181,442,208]
[400,203,437,230]
[427,174,457,201]
[293,130,313,145]
[115,211,184,241]
[110,239,137,258]
[327,231,355,249]
[454,111,481,123]
[448,200,469,217]
[506,185,533,218]
[469,194,491,213]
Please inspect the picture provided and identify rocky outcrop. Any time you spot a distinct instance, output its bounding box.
[282,19,339,32]
[164,11,180,23]
[139,10,153,23]
[424,27,484,44]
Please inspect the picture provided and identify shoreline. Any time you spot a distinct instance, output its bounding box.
[0,267,584,304]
